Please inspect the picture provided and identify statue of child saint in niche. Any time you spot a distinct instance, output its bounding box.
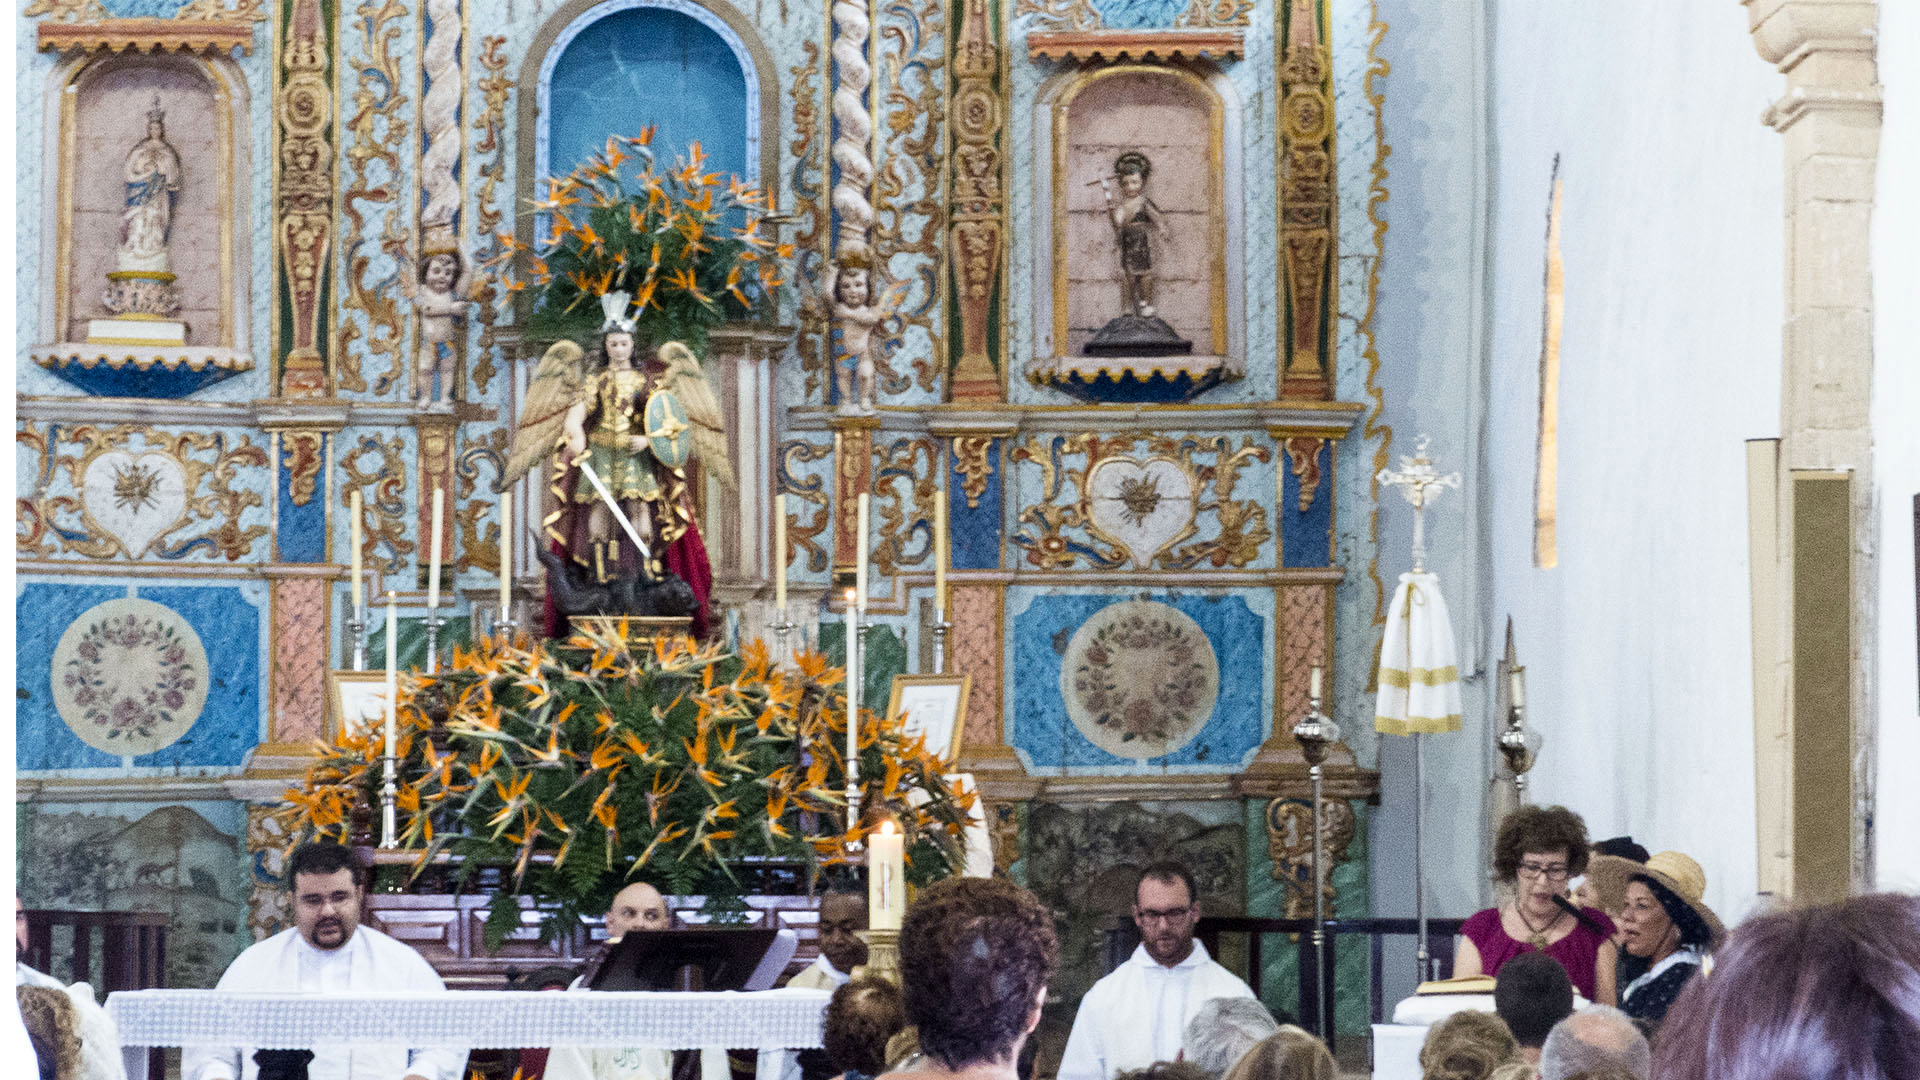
[1100,151,1165,319]
[396,229,474,407]
[1083,150,1191,358]
[829,249,898,415]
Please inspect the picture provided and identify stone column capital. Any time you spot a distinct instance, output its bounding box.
[1745,0,1878,70]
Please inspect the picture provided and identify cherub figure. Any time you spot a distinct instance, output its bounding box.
[1098,151,1167,319]
[828,250,898,415]
[397,228,474,407]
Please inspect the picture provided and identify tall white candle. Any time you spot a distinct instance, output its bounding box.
[868,820,905,931]
[426,487,445,609]
[845,586,860,783]
[384,591,398,755]
[1309,665,1323,703]
[349,490,364,618]
[498,489,513,626]
[1510,667,1526,710]
[855,493,869,611]
[934,489,948,613]
[774,493,788,612]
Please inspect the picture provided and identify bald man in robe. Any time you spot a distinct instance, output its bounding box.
[545,883,675,1080]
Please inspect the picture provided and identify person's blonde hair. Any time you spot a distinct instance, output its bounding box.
[1420,1011,1519,1080]
[1218,1026,1335,1080]
[17,985,81,1080]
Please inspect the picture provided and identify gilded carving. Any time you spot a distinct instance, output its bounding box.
[245,805,292,940]
[339,433,415,573]
[950,435,995,509]
[1011,0,1103,32]
[948,0,1003,401]
[1009,434,1272,571]
[833,426,876,571]
[988,800,1020,875]
[21,0,108,23]
[871,436,938,579]
[1283,436,1325,513]
[467,36,511,397]
[15,423,270,562]
[335,0,410,396]
[776,439,834,573]
[1266,796,1356,918]
[176,0,271,20]
[276,0,336,397]
[282,431,325,507]
[789,42,830,402]
[1278,0,1335,400]
[872,0,945,396]
[453,429,507,575]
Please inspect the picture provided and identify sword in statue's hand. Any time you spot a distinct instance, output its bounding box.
[572,455,653,564]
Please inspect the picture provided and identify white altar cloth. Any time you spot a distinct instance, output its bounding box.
[108,988,830,1080]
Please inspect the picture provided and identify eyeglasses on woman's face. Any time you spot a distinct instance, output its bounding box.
[1516,860,1570,882]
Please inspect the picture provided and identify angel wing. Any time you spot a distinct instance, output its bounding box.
[657,341,736,492]
[496,340,587,492]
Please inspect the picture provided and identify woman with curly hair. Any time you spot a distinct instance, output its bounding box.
[894,876,1059,1080]
[1453,806,1617,1004]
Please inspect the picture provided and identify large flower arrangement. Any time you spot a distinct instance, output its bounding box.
[480,130,791,351]
[280,624,971,948]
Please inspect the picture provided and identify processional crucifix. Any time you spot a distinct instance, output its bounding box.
[1376,436,1460,981]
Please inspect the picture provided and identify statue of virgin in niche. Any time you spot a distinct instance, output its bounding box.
[118,98,183,275]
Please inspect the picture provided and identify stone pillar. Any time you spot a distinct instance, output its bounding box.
[1745,0,1881,900]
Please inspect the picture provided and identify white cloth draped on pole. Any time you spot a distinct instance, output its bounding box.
[1374,571,1463,735]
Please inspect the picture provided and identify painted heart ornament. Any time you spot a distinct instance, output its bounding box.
[81,450,188,558]
[1085,457,1196,569]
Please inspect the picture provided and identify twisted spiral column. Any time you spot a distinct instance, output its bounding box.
[830,0,874,253]
[418,0,462,230]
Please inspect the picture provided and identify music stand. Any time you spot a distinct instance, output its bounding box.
[586,928,783,992]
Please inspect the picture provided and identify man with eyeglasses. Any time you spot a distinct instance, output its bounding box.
[1058,862,1258,1080]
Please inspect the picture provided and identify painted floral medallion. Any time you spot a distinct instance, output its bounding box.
[1059,600,1218,759]
[51,597,208,756]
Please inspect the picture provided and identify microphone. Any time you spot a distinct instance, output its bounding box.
[1553,894,1610,939]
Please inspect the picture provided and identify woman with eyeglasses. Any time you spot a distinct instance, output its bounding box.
[1452,806,1618,1005]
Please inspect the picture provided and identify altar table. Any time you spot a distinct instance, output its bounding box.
[105,987,831,1080]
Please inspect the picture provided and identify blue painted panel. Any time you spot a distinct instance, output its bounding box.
[1282,441,1334,568]
[949,440,1002,571]
[1007,590,1268,772]
[16,583,261,771]
[276,434,327,563]
[547,9,749,186]
[1089,0,1191,29]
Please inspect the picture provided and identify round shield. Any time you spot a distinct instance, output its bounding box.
[644,389,694,469]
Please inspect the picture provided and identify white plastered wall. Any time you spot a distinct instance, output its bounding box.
[1871,0,1920,892]
[1476,2,1782,924]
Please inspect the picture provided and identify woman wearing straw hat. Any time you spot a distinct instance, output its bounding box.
[1588,850,1724,1030]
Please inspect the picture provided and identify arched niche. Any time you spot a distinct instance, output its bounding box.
[32,50,253,395]
[517,0,778,247]
[1029,64,1247,401]
[45,55,250,349]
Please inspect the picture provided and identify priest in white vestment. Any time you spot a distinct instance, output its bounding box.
[183,842,466,1080]
[1057,864,1257,1080]
[545,882,675,1080]
[788,889,866,991]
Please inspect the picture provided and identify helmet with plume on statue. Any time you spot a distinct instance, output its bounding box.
[598,290,637,335]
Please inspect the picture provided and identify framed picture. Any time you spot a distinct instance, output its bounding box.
[328,670,392,736]
[886,674,970,765]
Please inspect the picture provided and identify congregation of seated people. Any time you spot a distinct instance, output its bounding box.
[24,835,1920,1080]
